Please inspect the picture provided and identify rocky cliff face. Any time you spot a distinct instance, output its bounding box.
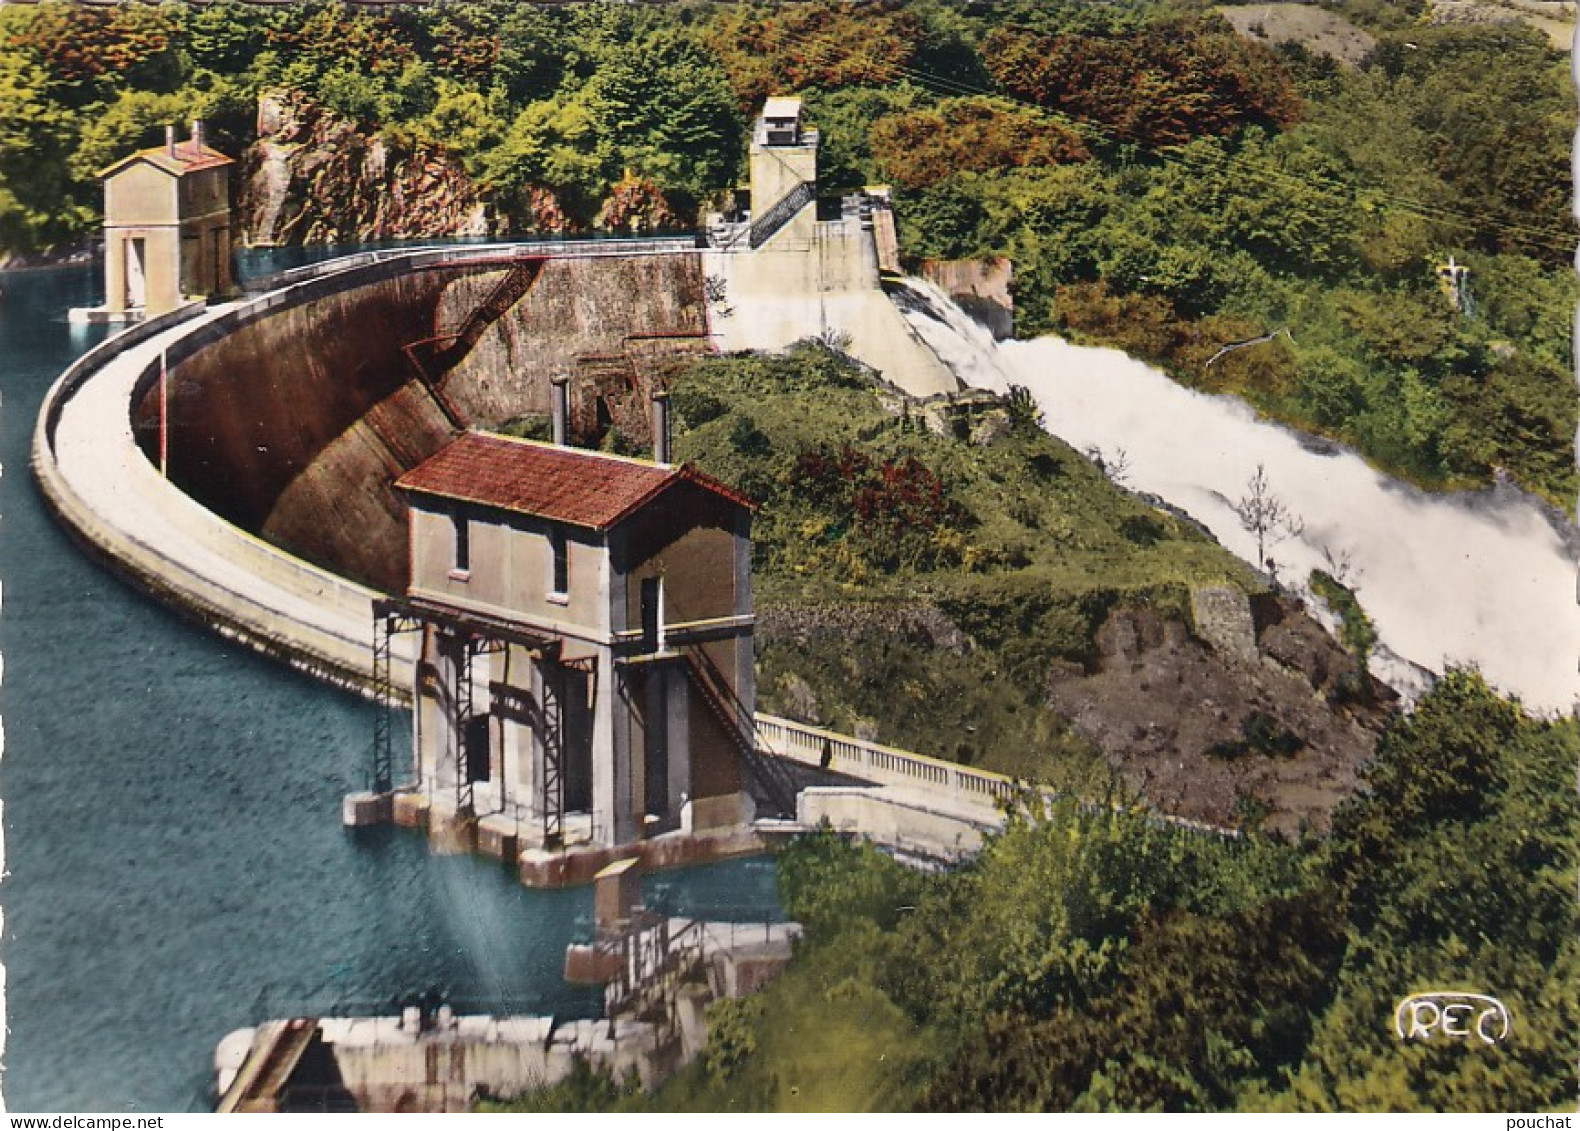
[1045,597,1396,836]
[920,257,1014,341]
[240,91,513,245]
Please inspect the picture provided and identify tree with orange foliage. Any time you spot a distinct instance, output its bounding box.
[705,0,926,111]
[5,2,179,96]
[871,97,1090,190]
[983,19,1302,149]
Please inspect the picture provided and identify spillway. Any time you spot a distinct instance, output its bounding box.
[898,279,1580,715]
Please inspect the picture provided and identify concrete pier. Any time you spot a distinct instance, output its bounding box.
[341,791,391,827]
[216,916,801,1112]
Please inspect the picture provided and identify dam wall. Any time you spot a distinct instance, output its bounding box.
[129,263,482,589]
[442,253,709,425]
[127,244,707,593]
[34,298,397,697]
[34,241,699,696]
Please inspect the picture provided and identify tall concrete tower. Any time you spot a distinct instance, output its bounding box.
[747,97,818,250]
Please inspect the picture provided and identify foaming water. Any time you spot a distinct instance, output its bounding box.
[898,279,1580,714]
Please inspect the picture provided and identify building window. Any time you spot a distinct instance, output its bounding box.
[550,529,568,598]
[640,577,661,653]
[452,511,470,575]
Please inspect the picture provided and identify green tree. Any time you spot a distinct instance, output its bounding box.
[926,894,1347,1111]
[69,89,217,182]
[581,30,739,205]
[0,46,85,249]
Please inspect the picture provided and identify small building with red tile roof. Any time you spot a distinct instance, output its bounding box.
[95,121,234,321]
[386,420,782,857]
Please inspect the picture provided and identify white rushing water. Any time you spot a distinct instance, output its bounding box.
[898,280,1580,714]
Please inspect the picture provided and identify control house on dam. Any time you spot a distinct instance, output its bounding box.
[378,408,793,867]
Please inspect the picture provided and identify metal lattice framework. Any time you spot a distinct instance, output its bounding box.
[371,599,424,794]
[538,667,565,847]
[450,633,506,814]
[375,595,574,828]
[491,668,565,848]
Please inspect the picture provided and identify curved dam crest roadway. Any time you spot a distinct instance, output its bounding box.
[36,295,410,695]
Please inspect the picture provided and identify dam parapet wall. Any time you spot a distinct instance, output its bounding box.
[34,293,405,700]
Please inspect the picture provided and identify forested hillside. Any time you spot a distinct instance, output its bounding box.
[1,0,1571,503]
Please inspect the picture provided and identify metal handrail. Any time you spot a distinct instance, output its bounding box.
[682,647,798,817]
[748,182,815,249]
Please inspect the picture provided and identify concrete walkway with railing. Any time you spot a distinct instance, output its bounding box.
[756,712,1238,859]
[35,298,408,695]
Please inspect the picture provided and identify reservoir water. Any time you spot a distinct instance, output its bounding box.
[901,282,1580,714]
[0,262,782,1112]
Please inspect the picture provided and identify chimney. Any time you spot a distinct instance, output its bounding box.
[651,391,672,466]
[165,125,176,160]
[191,119,203,152]
[550,376,569,446]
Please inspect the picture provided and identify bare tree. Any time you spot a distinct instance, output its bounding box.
[703,273,732,317]
[1086,444,1132,486]
[1235,463,1304,575]
[1318,542,1360,589]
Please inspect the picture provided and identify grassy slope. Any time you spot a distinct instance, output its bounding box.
[668,342,1259,783]
[656,973,938,1112]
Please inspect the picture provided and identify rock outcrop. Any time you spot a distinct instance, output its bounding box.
[240,91,510,245]
[1045,598,1395,837]
[596,171,681,233]
[920,256,1014,340]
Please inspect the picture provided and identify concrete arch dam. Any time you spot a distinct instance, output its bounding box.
[33,241,710,692]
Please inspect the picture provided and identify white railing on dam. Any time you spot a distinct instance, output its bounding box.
[756,712,1239,840]
[239,237,697,295]
[754,713,1018,810]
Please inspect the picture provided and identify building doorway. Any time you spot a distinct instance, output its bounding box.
[640,577,662,653]
[643,669,670,825]
[125,237,147,309]
[562,673,593,813]
[464,713,491,783]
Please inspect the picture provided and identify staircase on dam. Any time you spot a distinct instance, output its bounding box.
[681,645,799,819]
[402,255,547,404]
[747,181,816,249]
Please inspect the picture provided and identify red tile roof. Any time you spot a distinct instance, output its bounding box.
[396,432,752,530]
[99,141,234,179]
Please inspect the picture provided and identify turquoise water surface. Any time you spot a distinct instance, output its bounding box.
[0,259,781,1112]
